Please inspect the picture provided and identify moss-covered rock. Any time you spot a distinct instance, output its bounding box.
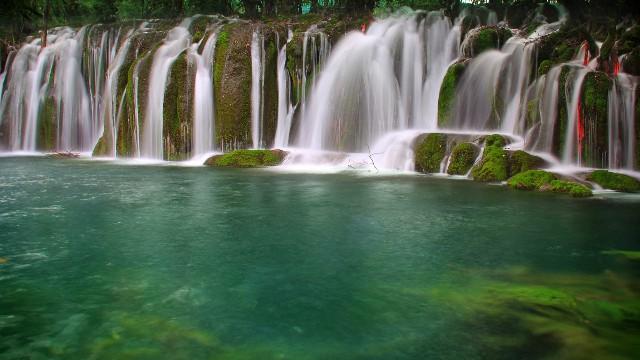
[37,96,57,151]
[438,61,466,127]
[507,170,593,197]
[536,26,598,74]
[621,46,640,76]
[214,24,253,150]
[415,133,447,173]
[581,71,612,168]
[546,179,593,198]
[471,134,508,182]
[586,170,640,192]
[507,150,546,177]
[507,170,556,190]
[446,142,478,175]
[204,149,287,167]
[462,26,513,58]
[261,32,279,149]
[163,51,193,161]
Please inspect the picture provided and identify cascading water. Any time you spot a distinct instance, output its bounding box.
[274,29,295,148]
[608,73,637,169]
[299,26,331,125]
[141,18,193,159]
[251,27,266,149]
[297,12,461,153]
[192,27,220,158]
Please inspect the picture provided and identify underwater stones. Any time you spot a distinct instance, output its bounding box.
[507,170,593,197]
[438,61,466,127]
[507,150,546,177]
[204,149,287,167]
[462,26,513,58]
[447,142,479,175]
[415,133,447,173]
[214,24,252,150]
[471,134,508,182]
[163,51,193,160]
[581,71,612,167]
[586,170,640,192]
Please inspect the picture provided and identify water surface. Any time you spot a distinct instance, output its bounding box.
[1,157,639,359]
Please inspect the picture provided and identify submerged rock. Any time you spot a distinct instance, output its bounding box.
[507,170,593,197]
[415,133,447,174]
[586,170,640,192]
[204,149,287,167]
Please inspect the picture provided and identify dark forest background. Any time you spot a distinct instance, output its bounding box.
[1,0,638,41]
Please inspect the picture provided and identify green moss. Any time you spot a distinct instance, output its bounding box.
[507,170,557,190]
[262,35,279,148]
[163,51,193,161]
[204,149,287,168]
[508,150,545,177]
[214,24,252,150]
[438,62,465,127]
[465,27,512,57]
[587,170,640,192]
[548,180,593,198]
[37,97,57,151]
[538,59,552,76]
[601,250,640,261]
[471,135,509,182]
[446,142,478,175]
[507,170,593,197]
[415,134,447,173]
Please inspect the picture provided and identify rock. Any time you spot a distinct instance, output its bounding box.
[47,152,81,159]
[507,170,593,197]
[471,134,509,182]
[447,142,479,175]
[204,149,288,168]
[461,26,513,58]
[438,61,467,127]
[415,133,447,173]
[581,71,612,167]
[507,150,547,177]
[586,170,640,192]
[621,47,640,76]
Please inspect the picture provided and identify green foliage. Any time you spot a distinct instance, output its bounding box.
[414,133,446,173]
[205,149,286,167]
[587,170,640,192]
[471,135,508,182]
[446,142,477,175]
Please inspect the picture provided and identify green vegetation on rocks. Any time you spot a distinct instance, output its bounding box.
[581,71,611,167]
[204,149,287,168]
[438,62,465,127]
[446,142,478,175]
[37,97,57,151]
[587,170,640,192]
[507,150,546,177]
[471,134,508,182]
[507,170,593,197]
[214,25,252,150]
[163,51,193,160]
[463,26,512,58]
[415,133,447,173]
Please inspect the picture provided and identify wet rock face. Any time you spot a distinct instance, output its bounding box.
[447,142,479,176]
[471,134,509,182]
[461,26,512,58]
[438,61,466,128]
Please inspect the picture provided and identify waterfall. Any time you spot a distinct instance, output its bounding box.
[274,29,294,148]
[192,29,220,157]
[102,28,134,157]
[141,18,193,159]
[608,74,637,169]
[297,13,460,153]
[300,26,331,125]
[561,68,590,165]
[530,66,562,153]
[251,28,266,149]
